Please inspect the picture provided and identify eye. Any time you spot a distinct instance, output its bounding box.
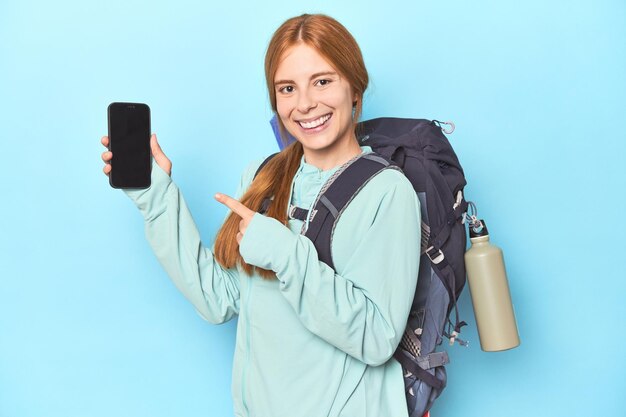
[315,79,332,87]
[278,85,294,94]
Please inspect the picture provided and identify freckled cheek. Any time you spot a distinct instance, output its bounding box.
[318,90,350,110]
[276,98,293,122]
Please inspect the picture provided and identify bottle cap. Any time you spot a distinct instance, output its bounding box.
[469,219,489,238]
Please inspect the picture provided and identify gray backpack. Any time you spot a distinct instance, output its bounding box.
[260,116,469,417]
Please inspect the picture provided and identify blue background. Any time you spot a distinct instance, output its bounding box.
[1,0,624,416]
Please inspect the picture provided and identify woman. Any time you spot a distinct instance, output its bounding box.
[101,13,421,417]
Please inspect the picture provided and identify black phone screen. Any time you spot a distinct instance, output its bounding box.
[107,102,151,189]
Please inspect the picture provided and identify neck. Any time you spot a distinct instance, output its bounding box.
[302,137,363,171]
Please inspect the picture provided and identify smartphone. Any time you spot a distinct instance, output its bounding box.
[107,102,152,189]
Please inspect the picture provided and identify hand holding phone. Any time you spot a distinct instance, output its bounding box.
[101,133,172,177]
[101,103,172,188]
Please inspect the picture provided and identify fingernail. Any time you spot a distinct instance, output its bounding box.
[214,193,222,200]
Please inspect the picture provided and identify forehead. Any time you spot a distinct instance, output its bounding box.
[275,43,336,81]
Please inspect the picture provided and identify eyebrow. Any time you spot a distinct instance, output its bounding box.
[274,71,338,86]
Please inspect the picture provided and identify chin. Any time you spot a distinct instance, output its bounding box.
[296,135,337,152]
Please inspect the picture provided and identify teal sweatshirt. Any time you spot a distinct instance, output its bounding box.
[124,146,421,417]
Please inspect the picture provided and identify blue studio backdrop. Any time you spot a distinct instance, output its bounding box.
[1,1,625,416]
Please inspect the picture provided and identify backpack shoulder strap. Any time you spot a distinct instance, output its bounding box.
[305,153,400,269]
[254,152,279,178]
[254,153,279,214]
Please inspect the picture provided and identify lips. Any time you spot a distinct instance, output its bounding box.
[297,113,332,129]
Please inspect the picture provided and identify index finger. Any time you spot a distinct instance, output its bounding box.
[215,193,254,219]
[101,136,109,147]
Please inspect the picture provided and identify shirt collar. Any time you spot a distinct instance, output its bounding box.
[297,145,373,176]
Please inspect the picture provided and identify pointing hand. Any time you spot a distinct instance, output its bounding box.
[214,193,256,244]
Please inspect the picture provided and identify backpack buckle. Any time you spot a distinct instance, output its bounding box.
[426,246,445,264]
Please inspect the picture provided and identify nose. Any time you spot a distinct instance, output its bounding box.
[296,89,317,113]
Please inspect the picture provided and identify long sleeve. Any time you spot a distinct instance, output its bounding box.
[239,171,421,366]
[123,159,241,324]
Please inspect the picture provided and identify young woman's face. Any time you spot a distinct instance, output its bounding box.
[274,43,357,160]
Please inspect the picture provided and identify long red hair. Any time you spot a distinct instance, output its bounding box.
[214,14,369,279]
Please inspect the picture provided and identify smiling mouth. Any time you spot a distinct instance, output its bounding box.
[297,113,332,129]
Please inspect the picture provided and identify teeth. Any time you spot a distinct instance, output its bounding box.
[299,114,331,129]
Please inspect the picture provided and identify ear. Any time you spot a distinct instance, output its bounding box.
[349,85,359,107]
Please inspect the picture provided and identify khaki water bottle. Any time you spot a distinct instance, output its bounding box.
[464,220,520,351]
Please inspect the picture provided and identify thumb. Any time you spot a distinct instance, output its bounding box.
[150,133,164,157]
[150,133,172,176]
